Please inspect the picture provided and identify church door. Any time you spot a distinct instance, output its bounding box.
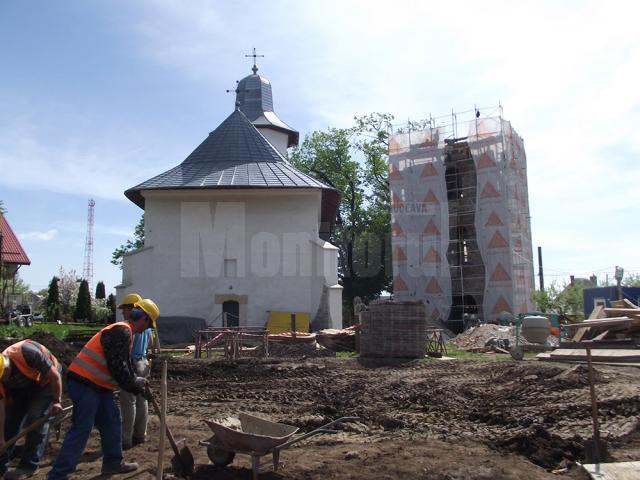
[222,300,240,327]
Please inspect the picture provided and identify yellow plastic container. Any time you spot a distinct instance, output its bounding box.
[266,311,310,334]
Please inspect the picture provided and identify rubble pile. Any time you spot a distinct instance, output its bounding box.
[449,324,530,350]
[316,326,357,352]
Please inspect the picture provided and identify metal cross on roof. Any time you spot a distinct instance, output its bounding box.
[245,47,264,74]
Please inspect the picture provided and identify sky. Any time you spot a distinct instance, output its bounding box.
[0,0,639,293]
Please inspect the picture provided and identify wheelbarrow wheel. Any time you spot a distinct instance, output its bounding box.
[207,437,235,467]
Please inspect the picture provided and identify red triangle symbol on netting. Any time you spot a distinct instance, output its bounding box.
[480,182,500,199]
[488,230,509,249]
[394,275,409,291]
[424,246,441,263]
[477,152,496,169]
[490,263,511,282]
[423,219,440,236]
[425,277,443,294]
[389,163,403,180]
[423,190,439,205]
[393,246,407,261]
[485,211,504,226]
[421,162,438,177]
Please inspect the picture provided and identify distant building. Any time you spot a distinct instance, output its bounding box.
[117,65,342,330]
[0,213,31,314]
[389,111,535,332]
[583,287,640,317]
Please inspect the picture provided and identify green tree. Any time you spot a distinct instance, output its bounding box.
[290,113,393,322]
[105,293,117,324]
[95,281,106,299]
[0,200,6,215]
[45,276,61,321]
[58,267,79,316]
[622,273,640,287]
[111,215,145,268]
[74,279,92,321]
[13,274,31,295]
[531,282,585,319]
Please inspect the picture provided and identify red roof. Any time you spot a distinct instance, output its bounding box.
[0,215,31,265]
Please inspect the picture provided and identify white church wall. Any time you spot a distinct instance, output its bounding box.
[119,189,341,328]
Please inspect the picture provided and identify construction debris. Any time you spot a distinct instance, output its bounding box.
[316,326,358,352]
[537,349,640,363]
[449,324,531,351]
[561,302,640,349]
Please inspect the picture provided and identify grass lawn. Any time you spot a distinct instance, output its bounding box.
[0,322,101,341]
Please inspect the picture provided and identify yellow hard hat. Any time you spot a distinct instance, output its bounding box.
[118,293,142,309]
[0,354,9,380]
[134,298,160,328]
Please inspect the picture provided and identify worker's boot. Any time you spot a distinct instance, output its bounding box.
[5,466,39,479]
[101,461,139,475]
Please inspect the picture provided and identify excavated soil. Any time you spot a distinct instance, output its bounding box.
[24,357,640,479]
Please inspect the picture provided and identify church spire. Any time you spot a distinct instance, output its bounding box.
[244,47,264,75]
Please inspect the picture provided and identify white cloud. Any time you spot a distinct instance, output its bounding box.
[18,229,58,241]
[0,98,180,201]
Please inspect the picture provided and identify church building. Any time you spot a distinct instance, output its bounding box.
[116,64,343,331]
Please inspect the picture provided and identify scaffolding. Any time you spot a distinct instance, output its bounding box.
[389,106,534,332]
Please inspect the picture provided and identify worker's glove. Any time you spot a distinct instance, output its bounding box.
[50,402,64,416]
[133,376,149,393]
[142,387,154,402]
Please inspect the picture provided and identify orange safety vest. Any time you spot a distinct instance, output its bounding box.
[68,322,133,390]
[2,340,60,386]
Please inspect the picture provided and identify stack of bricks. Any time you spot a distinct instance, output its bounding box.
[359,301,427,358]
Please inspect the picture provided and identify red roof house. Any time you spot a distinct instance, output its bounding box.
[0,214,31,271]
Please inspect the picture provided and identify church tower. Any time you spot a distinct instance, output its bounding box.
[235,61,298,156]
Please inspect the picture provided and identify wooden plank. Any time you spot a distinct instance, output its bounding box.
[572,327,590,342]
[546,349,640,363]
[604,308,640,317]
[623,299,640,309]
[566,318,639,329]
[591,330,611,342]
[589,305,606,320]
[582,461,640,479]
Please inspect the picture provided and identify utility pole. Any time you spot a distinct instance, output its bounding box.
[537,246,544,291]
[614,266,624,301]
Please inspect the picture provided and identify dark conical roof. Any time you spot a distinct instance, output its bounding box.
[125,109,338,238]
[236,72,299,147]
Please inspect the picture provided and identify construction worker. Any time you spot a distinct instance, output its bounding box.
[120,299,156,450]
[117,293,142,322]
[47,299,160,480]
[0,340,63,479]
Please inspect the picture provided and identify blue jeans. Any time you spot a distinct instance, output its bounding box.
[47,379,123,480]
[0,385,53,472]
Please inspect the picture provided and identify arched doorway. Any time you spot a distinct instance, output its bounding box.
[222,300,240,327]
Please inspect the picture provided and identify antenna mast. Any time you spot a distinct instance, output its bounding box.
[82,199,95,293]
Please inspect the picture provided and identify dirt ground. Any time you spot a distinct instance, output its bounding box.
[20,356,640,479]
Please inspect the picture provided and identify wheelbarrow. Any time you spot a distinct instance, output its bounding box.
[200,413,359,480]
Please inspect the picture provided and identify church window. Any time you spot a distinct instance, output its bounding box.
[224,259,237,277]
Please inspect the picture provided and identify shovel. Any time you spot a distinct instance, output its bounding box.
[146,387,195,476]
[0,405,73,455]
